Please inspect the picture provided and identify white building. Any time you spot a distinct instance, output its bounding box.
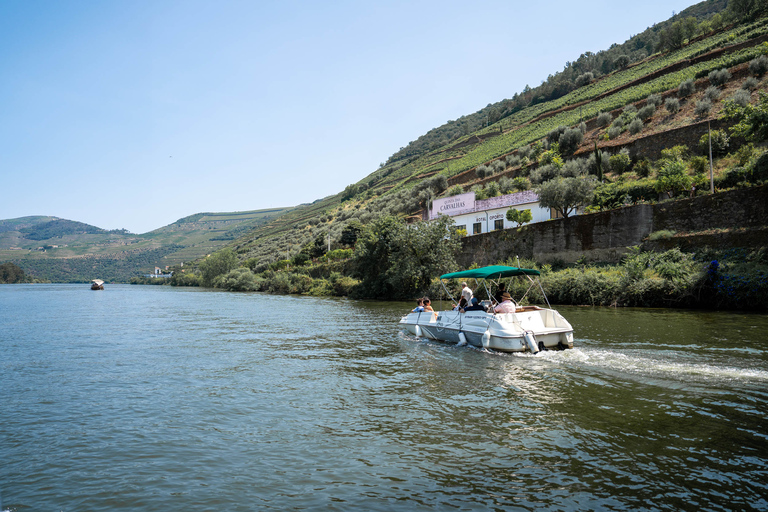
[430,190,558,236]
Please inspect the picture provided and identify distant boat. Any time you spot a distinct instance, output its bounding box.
[90,279,104,290]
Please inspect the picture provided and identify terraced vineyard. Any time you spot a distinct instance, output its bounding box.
[230,10,768,267]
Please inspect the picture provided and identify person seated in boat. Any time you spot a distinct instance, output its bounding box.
[494,292,516,314]
[461,297,486,313]
[422,298,434,312]
[494,283,507,305]
[412,299,424,312]
[452,297,467,311]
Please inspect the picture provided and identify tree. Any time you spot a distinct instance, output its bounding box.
[340,220,364,247]
[536,175,597,218]
[723,91,768,142]
[558,127,584,157]
[352,215,459,300]
[729,0,768,19]
[199,248,239,287]
[655,160,692,197]
[506,208,532,227]
[0,262,26,283]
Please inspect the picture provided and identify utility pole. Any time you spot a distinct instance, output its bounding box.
[708,121,714,194]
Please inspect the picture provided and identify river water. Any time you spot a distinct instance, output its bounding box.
[1,284,766,511]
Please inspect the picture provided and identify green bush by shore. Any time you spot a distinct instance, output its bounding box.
[150,244,768,312]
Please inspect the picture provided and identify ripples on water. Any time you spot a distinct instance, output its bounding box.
[1,285,766,511]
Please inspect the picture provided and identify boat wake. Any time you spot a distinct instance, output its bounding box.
[539,347,768,387]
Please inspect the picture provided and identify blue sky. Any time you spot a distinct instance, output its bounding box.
[1,0,699,234]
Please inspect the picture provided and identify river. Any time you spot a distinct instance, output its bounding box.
[1,284,766,511]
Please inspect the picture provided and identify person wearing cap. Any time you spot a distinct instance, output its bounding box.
[494,292,516,314]
[460,282,473,304]
[461,297,486,312]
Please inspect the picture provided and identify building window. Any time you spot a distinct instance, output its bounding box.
[550,208,563,219]
[473,222,482,235]
[494,219,504,231]
[455,224,466,235]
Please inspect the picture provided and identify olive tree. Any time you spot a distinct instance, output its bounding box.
[535,175,597,218]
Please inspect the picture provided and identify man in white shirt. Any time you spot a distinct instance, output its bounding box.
[460,282,473,304]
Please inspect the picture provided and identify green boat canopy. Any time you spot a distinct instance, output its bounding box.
[440,265,540,280]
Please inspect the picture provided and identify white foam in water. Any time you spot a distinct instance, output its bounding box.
[542,346,768,385]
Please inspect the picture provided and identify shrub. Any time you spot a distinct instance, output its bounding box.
[575,72,594,87]
[216,267,259,291]
[689,156,708,174]
[751,152,768,183]
[648,230,676,241]
[694,98,712,117]
[730,89,752,107]
[678,79,696,98]
[486,181,501,197]
[559,127,584,156]
[704,85,721,101]
[608,125,623,139]
[446,184,464,196]
[512,176,531,191]
[646,93,663,107]
[698,129,729,156]
[609,151,632,174]
[628,117,644,135]
[505,154,521,167]
[665,97,680,114]
[475,164,490,178]
[742,77,759,90]
[623,104,638,115]
[596,111,612,127]
[492,160,506,173]
[735,143,755,166]
[637,104,655,121]
[749,55,768,76]
[634,158,652,178]
[547,126,567,144]
[530,163,561,184]
[660,145,688,161]
[708,68,731,87]
[656,159,692,196]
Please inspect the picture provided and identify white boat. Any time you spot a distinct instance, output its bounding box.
[399,265,573,353]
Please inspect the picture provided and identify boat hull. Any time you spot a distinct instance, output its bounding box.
[399,308,573,353]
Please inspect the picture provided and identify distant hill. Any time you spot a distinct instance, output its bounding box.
[0,207,293,282]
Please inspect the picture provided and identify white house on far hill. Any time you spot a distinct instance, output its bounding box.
[429,190,567,236]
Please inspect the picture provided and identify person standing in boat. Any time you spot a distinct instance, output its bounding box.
[494,292,516,314]
[460,282,473,304]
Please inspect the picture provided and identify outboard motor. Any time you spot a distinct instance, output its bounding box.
[523,331,540,354]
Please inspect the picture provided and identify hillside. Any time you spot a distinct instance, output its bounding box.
[224,4,768,269]
[0,208,292,282]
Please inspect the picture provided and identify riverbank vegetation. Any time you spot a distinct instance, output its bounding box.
[12,2,768,310]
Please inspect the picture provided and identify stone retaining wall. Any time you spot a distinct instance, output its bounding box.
[455,185,768,267]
